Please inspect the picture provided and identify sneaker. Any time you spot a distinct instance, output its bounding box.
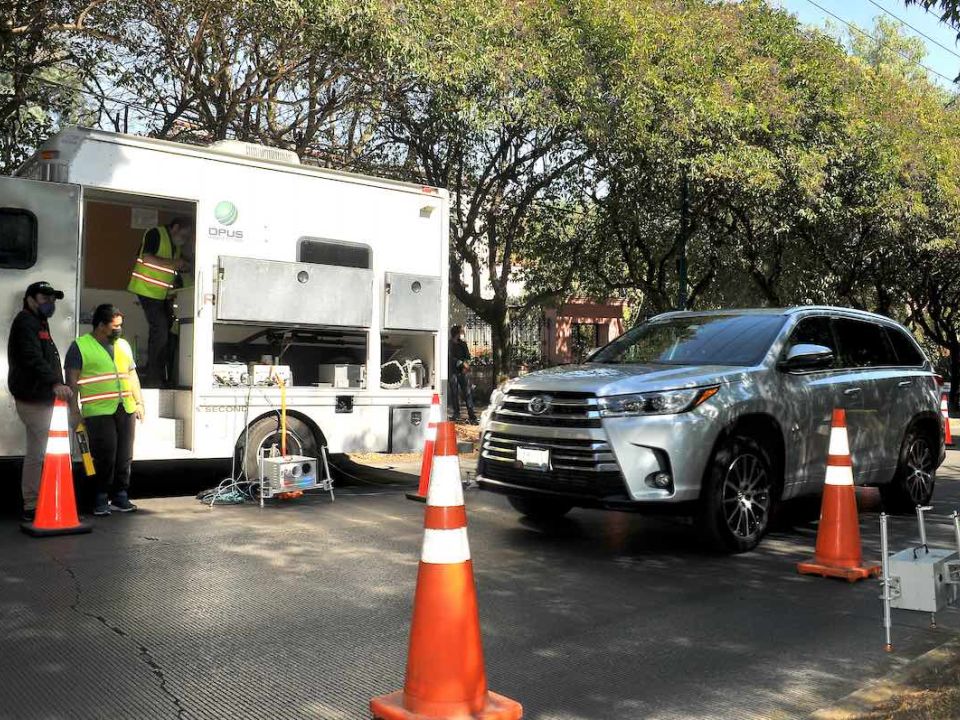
[93,501,111,516]
[20,509,35,523]
[110,495,138,513]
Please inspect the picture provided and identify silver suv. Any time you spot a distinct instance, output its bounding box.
[477,307,945,552]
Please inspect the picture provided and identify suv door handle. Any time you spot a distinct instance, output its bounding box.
[843,387,862,396]
[898,380,912,388]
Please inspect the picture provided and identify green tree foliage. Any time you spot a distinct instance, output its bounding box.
[0,0,111,171]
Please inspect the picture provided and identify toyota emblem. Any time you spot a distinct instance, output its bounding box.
[528,395,551,415]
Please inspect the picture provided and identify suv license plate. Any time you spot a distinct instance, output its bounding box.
[517,447,550,470]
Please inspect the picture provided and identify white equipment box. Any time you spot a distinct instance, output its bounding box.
[248,364,292,386]
[888,547,959,612]
[212,362,247,386]
[317,363,364,388]
[260,455,321,497]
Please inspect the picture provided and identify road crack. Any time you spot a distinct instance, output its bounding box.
[53,557,188,719]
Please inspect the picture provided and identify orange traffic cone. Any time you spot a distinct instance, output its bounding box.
[941,394,953,448]
[371,422,522,720]
[21,400,92,537]
[406,393,441,503]
[797,409,878,582]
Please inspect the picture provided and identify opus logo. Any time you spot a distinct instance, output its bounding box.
[209,200,243,239]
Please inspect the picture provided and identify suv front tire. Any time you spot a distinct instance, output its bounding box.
[699,434,777,553]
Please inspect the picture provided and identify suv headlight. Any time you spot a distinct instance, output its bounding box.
[598,386,719,417]
[489,381,508,411]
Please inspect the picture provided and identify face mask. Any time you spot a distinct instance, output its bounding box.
[37,302,56,319]
[109,328,122,342]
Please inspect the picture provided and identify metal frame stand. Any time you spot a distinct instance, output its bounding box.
[879,505,960,652]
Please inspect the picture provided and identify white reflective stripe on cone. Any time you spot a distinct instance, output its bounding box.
[50,405,69,432]
[426,425,438,442]
[46,436,71,455]
[825,463,854,486]
[428,403,441,423]
[421,528,471,564]
[828,427,850,457]
[426,456,465,507]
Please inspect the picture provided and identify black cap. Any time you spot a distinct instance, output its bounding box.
[24,281,64,300]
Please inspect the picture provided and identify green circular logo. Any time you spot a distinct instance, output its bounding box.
[214,200,238,226]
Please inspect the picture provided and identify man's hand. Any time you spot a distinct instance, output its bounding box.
[174,258,190,272]
[135,403,145,422]
[52,383,73,401]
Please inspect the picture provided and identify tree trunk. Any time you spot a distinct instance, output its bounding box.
[490,312,512,381]
[949,341,960,413]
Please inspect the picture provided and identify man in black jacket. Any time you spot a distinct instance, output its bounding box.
[448,325,478,424]
[7,281,73,521]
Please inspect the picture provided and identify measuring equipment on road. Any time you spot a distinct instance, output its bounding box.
[879,505,960,651]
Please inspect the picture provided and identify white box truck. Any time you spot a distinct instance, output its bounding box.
[0,127,448,474]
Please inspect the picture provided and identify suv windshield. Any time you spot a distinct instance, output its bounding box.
[592,314,787,366]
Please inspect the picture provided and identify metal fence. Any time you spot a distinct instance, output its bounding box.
[460,309,547,401]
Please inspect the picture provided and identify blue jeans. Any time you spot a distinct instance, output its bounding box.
[448,373,476,421]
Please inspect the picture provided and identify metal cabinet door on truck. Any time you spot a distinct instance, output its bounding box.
[0,176,81,457]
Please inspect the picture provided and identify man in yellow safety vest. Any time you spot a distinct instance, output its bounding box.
[65,304,145,516]
[127,217,192,387]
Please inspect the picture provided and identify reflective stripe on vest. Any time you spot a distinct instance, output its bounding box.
[77,335,137,418]
[127,225,179,299]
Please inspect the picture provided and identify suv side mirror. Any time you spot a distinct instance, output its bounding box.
[779,344,834,371]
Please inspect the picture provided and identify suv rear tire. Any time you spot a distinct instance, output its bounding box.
[880,426,936,513]
[699,434,777,553]
[508,496,573,521]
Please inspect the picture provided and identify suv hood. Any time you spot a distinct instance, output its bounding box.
[504,363,752,397]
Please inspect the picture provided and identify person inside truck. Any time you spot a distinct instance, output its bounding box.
[126,216,192,387]
[7,281,73,522]
[65,304,145,516]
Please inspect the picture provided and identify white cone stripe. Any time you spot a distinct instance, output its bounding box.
[426,426,437,441]
[426,456,465,507]
[825,463,854,486]
[46,436,71,455]
[50,405,69,432]
[421,528,471,564]
[828,427,850,457]
[428,404,441,423]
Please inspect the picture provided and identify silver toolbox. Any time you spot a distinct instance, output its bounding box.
[217,255,373,327]
[318,363,364,388]
[889,547,959,612]
[389,406,429,453]
[259,455,318,497]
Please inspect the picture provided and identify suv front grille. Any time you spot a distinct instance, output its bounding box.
[492,390,602,428]
[479,431,627,499]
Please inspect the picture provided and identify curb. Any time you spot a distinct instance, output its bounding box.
[809,635,960,719]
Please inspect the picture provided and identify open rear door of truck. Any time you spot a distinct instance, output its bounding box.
[0,175,81,456]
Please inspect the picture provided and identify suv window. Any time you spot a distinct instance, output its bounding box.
[834,318,897,368]
[885,326,926,367]
[784,316,837,367]
[591,314,786,366]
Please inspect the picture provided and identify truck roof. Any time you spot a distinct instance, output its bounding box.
[22,126,448,199]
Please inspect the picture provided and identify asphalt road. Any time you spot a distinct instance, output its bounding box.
[1,456,960,719]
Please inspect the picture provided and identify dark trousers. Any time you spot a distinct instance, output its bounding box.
[448,373,476,421]
[139,295,172,387]
[86,407,135,499]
